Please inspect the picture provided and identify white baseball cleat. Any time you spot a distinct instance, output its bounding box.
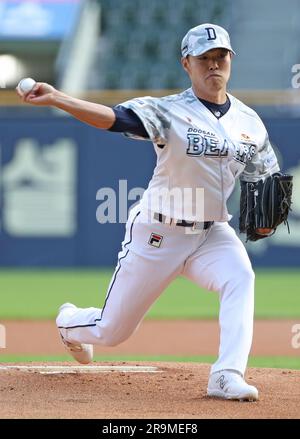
[56,303,93,364]
[207,370,259,401]
[59,335,93,365]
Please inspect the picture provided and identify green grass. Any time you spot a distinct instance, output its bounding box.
[0,354,299,370]
[0,269,299,319]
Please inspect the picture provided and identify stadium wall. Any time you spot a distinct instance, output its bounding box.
[0,111,299,267]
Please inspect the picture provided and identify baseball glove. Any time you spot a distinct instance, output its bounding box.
[239,172,293,242]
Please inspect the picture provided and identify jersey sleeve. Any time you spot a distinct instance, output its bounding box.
[109,106,149,138]
[240,131,280,182]
[119,96,171,145]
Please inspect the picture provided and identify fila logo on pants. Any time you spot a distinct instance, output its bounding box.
[148,233,163,248]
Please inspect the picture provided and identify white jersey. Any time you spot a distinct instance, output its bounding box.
[121,88,279,222]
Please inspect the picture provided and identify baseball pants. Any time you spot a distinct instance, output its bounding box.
[57,205,255,376]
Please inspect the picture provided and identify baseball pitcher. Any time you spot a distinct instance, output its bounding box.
[17,23,292,401]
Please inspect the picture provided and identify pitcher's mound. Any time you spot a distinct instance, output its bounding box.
[0,362,299,418]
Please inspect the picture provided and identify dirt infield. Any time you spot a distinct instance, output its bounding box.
[1,320,300,418]
[2,319,300,356]
[0,362,300,418]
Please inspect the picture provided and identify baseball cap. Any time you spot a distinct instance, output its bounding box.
[181,23,235,58]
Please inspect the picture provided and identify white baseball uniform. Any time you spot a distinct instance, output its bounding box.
[57,87,279,375]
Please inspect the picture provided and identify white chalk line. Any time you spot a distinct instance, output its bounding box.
[0,365,161,374]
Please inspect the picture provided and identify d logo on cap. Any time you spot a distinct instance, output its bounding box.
[205,27,217,41]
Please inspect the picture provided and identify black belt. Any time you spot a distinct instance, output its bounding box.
[154,212,214,230]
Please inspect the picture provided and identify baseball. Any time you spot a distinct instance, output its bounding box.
[17,77,36,95]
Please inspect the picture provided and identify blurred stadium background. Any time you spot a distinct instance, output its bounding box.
[0,0,299,364]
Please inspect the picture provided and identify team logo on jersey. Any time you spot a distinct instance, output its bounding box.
[148,233,163,248]
[234,142,256,164]
[186,129,228,157]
